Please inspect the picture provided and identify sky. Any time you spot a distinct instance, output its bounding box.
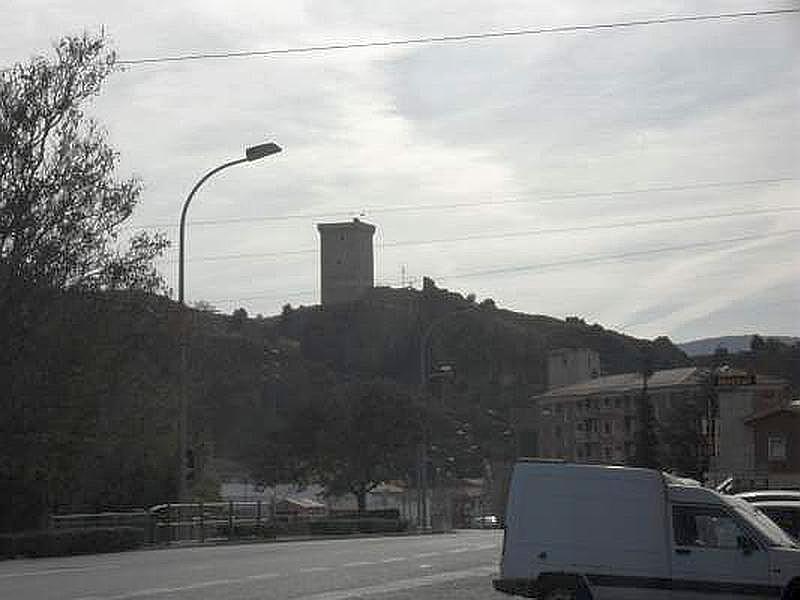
[3,0,799,342]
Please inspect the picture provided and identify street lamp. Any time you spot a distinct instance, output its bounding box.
[417,305,479,529]
[176,141,281,501]
[178,142,281,303]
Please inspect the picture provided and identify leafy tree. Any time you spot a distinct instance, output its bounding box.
[750,334,766,352]
[284,380,425,511]
[660,400,707,480]
[0,33,168,530]
[0,32,167,309]
[230,307,248,331]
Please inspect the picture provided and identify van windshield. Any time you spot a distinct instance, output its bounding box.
[729,498,798,548]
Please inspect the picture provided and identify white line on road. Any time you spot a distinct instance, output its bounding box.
[245,572,283,581]
[413,552,440,558]
[289,565,496,600]
[299,567,334,573]
[379,557,406,563]
[74,572,281,600]
[0,564,121,579]
[341,561,376,568]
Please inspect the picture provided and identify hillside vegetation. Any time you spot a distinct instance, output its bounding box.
[2,281,691,531]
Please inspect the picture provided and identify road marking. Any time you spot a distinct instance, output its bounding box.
[419,564,432,569]
[299,566,333,573]
[447,547,471,553]
[74,573,281,599]
[245,572,282,581]
[0,565,121,579]
[290,565,497,600]
[413,552,440,558]
[379,557,406,563]
[341,561,375,568]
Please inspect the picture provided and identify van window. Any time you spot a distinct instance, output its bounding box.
[672,505,753,549]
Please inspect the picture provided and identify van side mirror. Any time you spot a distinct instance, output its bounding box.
[737,536,757,555]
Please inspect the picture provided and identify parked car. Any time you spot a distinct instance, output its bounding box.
[736,490,800,504]
[752,501,800,541]
[494,459,800,600]
[471,514,501,529]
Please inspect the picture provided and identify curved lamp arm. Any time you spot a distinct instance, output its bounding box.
[178,158,245,304]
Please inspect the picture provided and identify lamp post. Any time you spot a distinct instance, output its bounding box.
[417,305,478,529]
[176,141,281,501]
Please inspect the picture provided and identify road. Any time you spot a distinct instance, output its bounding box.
[0,530,503,600]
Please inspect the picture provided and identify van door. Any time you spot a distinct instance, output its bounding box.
[670,504,773,600]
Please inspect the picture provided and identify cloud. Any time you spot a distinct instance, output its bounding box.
[4,0,799,338]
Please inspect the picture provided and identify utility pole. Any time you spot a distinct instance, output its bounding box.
[418,305,478,529]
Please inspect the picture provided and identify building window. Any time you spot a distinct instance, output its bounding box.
[604,398,611,408]
[604,447,612,460]
[768,436,787,461]
[625,397,632,410]
[614,398,621,409]
[555,425,562,438]
[603,421,611,435]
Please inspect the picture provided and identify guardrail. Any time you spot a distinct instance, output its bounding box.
[50,511,150,532]
[148,501,279,544]
[49,504,408,545]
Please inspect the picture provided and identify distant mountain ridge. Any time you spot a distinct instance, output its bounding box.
[679,335,799,356]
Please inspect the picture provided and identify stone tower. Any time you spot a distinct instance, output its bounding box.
[317,218,376,305]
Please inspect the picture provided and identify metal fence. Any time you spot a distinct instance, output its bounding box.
[148,501,277,544]
[50,511,150,532]
[49,503,408,545]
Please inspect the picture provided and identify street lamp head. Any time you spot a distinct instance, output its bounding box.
[246,142,282,161]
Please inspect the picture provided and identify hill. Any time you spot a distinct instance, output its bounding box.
[279,281,689,389]
[679,335,800,356]
[690,335,800,389]
[1,281,690,531]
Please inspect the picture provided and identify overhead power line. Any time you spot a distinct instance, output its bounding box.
[442,229,800,280]
[163,204,800,264]
[205,228,799,305]
[118,8,799,66]
[134,176,800,230]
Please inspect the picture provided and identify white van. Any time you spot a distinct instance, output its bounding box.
[494,460,800,600]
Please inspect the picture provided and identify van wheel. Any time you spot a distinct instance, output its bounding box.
[541,589,575,600]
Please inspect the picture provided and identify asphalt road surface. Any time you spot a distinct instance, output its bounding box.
[0,530,504,600]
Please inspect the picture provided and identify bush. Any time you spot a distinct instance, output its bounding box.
[214,522,277,539]
[309,518,407,535]
[0,527,144,559]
